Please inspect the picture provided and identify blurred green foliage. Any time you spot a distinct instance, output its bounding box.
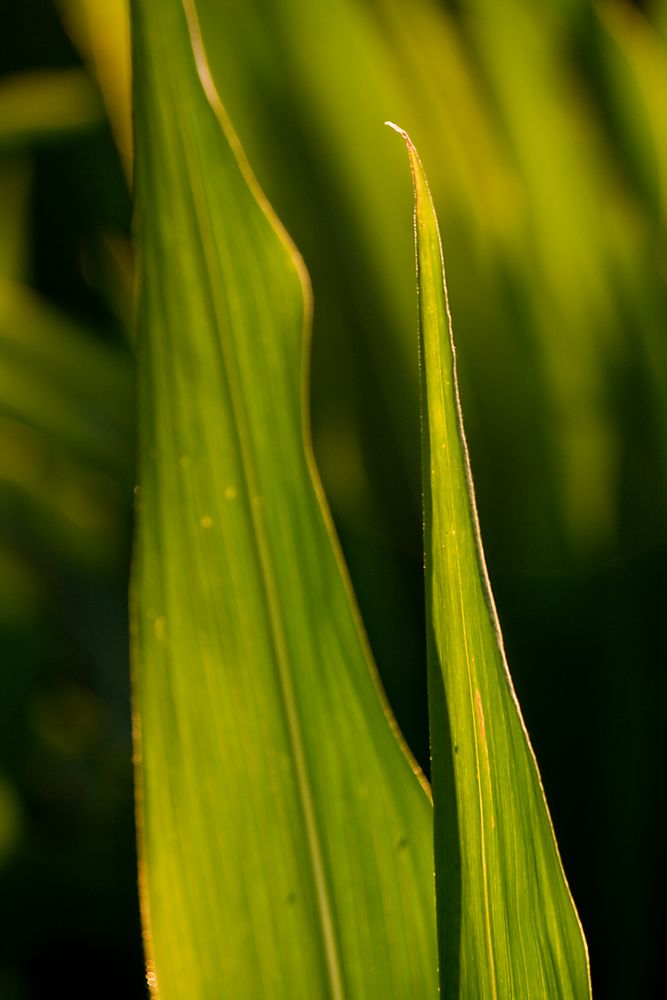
[0,0,664,996]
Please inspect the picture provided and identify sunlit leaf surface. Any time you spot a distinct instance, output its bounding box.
[388,123,592,999]
[131,2,436,997]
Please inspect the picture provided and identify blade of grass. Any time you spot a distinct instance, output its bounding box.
[388,122,592,999]
[131,2,437,997]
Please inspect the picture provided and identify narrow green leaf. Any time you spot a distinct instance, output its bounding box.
[388,123,592,998]
[0,69,103,149]
[57,0,133,175]
[131,3,437,997]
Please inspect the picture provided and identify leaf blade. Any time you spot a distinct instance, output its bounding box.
[388,122,591,999]
[131,5,437,998]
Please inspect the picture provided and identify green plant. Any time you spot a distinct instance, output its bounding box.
[131,1,590,995]
[3,0,666,996]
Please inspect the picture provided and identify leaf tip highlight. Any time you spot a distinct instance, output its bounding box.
[384,120,414,150]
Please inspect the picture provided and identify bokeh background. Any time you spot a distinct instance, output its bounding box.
[1,0,665,996]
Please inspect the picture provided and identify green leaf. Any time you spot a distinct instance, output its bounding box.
[131,3,437,998]
[0,69,103,149]
[387,122,592,999]
[57,0,133,174]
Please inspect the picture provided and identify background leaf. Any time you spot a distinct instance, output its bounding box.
[0,68,102,149]
[389,123,591,998]
[131,2,436,996]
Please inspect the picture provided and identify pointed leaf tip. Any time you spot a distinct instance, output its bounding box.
[395,130,592,998]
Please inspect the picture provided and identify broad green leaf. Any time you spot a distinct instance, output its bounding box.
[131,2,437,998]
[388,123,592,998]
